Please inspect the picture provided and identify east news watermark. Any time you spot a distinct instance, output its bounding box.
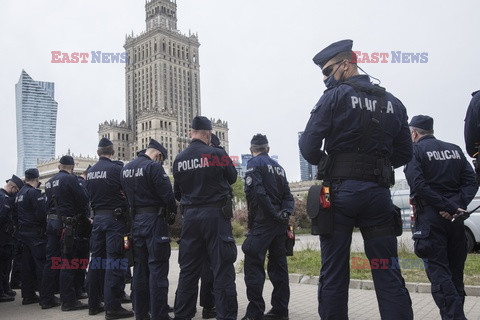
[351,257,428,270]
[51,51,127,63]
[51,257,129,270]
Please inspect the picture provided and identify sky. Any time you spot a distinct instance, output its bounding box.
[1,0,479,182]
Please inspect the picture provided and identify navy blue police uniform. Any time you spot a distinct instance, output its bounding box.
[42,155,90,310]
[86,138,133,318]
[16,169,46,304]
[0,175,23,302]
[197,133,222,319]
[120,139,176,320]
[299,40,414,319]
[405,115,478,320]
[75,174,90,300]
[463,90,480,158]
[173,116,238,320]
[241,134,294,320]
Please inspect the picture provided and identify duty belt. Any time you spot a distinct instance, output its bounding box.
[328,153,382,182]
[136,206,165,214]
[412,198,430,208]
[19,225,42,233]
[182,199,225,209]
[94,209,115,215]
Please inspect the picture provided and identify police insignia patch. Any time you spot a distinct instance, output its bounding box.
[246,176,252,186]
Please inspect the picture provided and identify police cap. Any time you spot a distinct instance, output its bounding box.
[25,168,39,180]
[60,155,75,165]
[148,139,168,159]
[211,133,220,147]
[192,116,212,130]
[251,133,269,146]
[409,115,433,131]
[313,39,353,68]
[6,174,24,189]
[98,137,113,148]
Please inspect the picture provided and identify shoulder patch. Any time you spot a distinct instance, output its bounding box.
[245,176,252,186]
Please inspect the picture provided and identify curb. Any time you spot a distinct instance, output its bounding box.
[287,274,480,297]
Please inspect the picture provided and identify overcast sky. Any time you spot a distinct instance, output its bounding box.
[1,0,479,182]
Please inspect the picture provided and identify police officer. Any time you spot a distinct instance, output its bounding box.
[197,133,222,320]
[43,155,90,311]
[120,139,177,320]
[76,166,90,301]
[86,138,133,319]
[173,116,238,320]
[241,134,294,320]
[0,174,23,303]
[16,168,46,305]
[299,39,413,319]
[464,90,480,179]
[405,115,477,319]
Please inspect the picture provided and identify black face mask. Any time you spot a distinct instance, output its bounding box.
[323,63,344,89]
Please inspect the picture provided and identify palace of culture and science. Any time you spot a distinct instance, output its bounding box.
[98,0,229,173]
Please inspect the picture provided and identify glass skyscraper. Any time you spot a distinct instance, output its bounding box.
[298,131,318,181]
[16,70,58,176]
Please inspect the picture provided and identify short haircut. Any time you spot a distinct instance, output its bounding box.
[59,164,74,171]
[25,176,37,183]
[251,144,269,154]
[191,129,210,138]
[334,50,357,64]
[97,145,114,156]
[411,126,434,136]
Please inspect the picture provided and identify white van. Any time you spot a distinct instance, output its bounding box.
[465,193,480,252]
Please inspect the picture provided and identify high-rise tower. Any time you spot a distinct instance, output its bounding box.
[16,70,58,176]
[100,0,228,173]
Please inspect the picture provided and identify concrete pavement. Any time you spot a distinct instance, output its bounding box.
[2,243,480,320]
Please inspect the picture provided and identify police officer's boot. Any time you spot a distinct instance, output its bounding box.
[0,293,14,303]
[105,306,134,320]
[264,309,289,320]
[61,300,89,311]
[41,296,61,309]
[22,294,39,305]
[202,306,216,319]
[89,302,105,315]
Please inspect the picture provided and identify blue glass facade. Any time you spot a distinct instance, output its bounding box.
[298,131,318,181]
[16,70,58,176]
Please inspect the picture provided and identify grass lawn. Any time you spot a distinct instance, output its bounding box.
[287,249,480,285]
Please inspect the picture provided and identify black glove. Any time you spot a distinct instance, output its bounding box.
[274,209,290,223]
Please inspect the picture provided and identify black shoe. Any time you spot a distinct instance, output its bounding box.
[105,306,134,320]
[120,293,131,304]
[77,291,88,300]
[202,307,217,319]
[89,303,104,315]
[61,300,89,311]
[6,290,16,297]
[264,309,289,320]
[41,296,61,309]
[0,294,15,303]
[22,294,40,305]
[10,282,21,290]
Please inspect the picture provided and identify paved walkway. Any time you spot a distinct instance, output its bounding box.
[2,238,480,319]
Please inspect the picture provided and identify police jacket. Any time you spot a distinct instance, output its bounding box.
[173,139,237,206]
[120,153,176,212]
[404,135,478,213]
[86,157,126,211]
[0,188,15,227]
[299,75,412,169]
[45,170,89,218]
[16,183,46,228]
[464,90,480,158]
[244,153,294,223]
